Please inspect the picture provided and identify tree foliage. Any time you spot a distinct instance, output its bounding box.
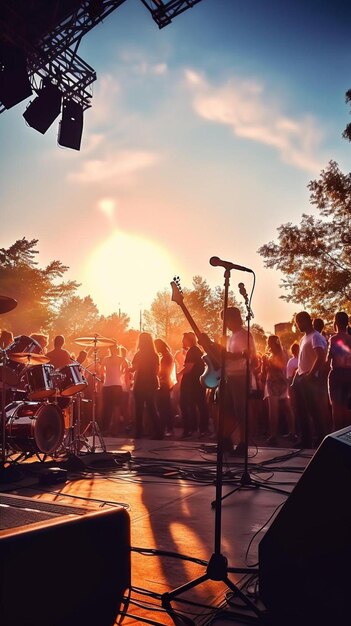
[258,161,351,321]
[144,275,243,350]
[0,238,79,334]
[0,238,133,347]
[342,89,351,142]
[251,323,267,354]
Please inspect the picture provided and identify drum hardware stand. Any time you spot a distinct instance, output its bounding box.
[161,267,263,623]
[81,343,106,453]
[1,349,9,468]
[63,393,90,455]
[0,349,19,476]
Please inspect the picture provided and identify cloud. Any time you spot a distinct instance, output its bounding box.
[67,149,161,184]
[184,69,324,173]
[88,74,120,126]
[119,49,168,76]
[97,197,117,220]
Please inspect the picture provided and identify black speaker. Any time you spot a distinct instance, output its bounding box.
[0,44,32,109]
[58,99,83,150]
[0,495,131,626]
[259,427,351,625]
[23,80,62,134]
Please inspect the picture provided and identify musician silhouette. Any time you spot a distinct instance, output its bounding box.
[179,332,209,438]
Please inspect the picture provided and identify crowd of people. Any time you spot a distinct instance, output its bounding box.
[1,307,351,453]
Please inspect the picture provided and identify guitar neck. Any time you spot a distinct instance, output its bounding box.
[178,302,202,341]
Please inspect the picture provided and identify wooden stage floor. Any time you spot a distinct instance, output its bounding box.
[1,435,313,625]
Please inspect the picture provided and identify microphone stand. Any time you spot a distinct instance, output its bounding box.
[161,268,263,623]
[219,281,284,503]
[240,284,255,486]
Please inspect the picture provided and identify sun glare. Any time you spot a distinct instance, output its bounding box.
[83,231,176,327]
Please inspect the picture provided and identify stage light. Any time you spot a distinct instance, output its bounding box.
[23,79,62,134]
[58,99,84,151]
[0,44,32,109]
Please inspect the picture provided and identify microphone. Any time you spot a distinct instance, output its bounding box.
[209,256,253,273]
[238,282,247,298]
[238,281,254,319]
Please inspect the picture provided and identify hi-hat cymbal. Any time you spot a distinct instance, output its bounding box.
[0,295,17,314]
[8,352,50,364]
[74,336,116,348]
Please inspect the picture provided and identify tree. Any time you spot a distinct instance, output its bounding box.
[258,161,351,321]
[251,323,267,354]
[53,295,100,352]
[0,238,79,334]
[95,312,130,345]
[342,89,351,142]
[143,288,185,347]
[144,276,243,351]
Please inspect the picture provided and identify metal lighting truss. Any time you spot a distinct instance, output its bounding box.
[0,0,204,115]
[140,1,203,28]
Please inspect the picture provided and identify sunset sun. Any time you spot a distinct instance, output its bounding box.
[83,230,176,326]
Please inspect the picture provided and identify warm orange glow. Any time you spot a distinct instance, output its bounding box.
[83,230,176,326]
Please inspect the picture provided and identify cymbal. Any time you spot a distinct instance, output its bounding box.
[74,336,116,348]
[0,295,17,314]
[8,352,50,364]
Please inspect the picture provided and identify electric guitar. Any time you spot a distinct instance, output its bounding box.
[170,277,221,389]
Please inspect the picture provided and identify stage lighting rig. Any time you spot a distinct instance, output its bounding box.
[140,1,203,28]
[0,0,204,149]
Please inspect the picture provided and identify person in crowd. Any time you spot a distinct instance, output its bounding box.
[131,332,162,439]
[327,311,351,430]
[179,332,209,438]
[286,343,299,384]
[0,330,15,402]
[46,335,72,369]
[100,343,127,436]
[313,317,327,337]
[76,350,88,365]
[172,346,186,423]
[261,335,295,445]
[154,338,175,436]
[0,329,14,349]
[119,346,132,433]
[313,316,332,432]
[286,342,300,438]
[292,311,329,448]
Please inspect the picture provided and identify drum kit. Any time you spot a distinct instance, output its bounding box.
[0,296,116,467]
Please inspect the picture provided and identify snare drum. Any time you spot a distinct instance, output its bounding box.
[27,364,56,400]
[6,401,64,454]
[58,363,88,396]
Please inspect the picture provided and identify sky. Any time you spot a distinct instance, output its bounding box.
[1,0,350,333]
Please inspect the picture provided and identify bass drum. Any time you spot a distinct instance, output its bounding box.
[6,401,64,454]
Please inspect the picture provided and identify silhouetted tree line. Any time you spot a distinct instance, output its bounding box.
[1,162,350,353]
[258,161,351,323]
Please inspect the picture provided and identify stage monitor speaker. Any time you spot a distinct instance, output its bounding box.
[0,496,131,626]
[259,426,351,625]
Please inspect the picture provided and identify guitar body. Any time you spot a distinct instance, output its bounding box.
[200,354,221,389]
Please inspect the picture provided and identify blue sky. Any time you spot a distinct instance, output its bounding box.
[1,0,350,332]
